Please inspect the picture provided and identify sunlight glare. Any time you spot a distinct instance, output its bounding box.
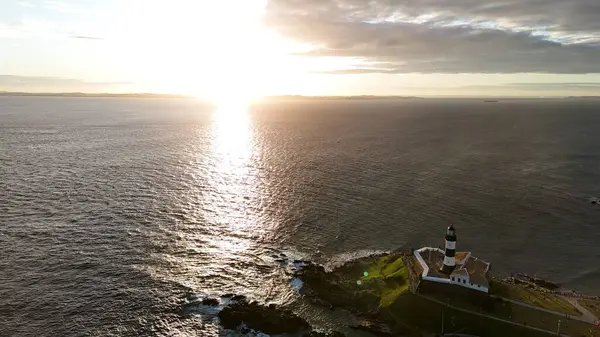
[211,103,253,178]
[109,0,299,101]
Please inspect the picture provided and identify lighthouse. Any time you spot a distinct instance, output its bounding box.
[440,224,457,274]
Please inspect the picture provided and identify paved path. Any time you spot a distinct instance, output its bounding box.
[421,294,567,337]
[561,296,599,325]
[489,294,599,325]
[489,295,591,323]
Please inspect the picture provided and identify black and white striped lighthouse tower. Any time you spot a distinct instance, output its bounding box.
[440,224,457,274]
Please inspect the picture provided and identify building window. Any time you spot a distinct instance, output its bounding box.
[463,280,466,284]
[451,277,455,281]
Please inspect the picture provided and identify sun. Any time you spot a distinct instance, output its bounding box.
[110,0,297,103]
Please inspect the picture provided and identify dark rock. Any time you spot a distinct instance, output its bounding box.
[328,332,345,337]
[309,297,331,307]
[218,301,310,334]
[275,258,286,263]
[295,263,328,285]
[293,259,306,264]
[296,260,386,314]
[222,293,236,298]
[201,298,219,306]
[350,322,394,337]
[231,295,246,302]
[185,293,198,301]
[303,331,346,337]
[280,253,287,257]
[516,274,561,290]
[270,254,279,258]
[532,278,560,290]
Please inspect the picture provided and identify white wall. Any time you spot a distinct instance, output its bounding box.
[414,247,489,293]
[414,250,429,277]
[449,275,488,293]
[414,247,444,278]
[423,275,488,293]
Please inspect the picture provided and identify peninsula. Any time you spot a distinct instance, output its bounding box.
[194,225,600,336]
[289,225,600,336]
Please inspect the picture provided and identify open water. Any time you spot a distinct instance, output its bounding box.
[1,97,599,336]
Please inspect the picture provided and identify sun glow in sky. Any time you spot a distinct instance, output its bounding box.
[107,0,305,101]
[1,0,600,97]
[1,0,320,102]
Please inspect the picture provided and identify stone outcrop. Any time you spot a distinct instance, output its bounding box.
[218,300,311,334]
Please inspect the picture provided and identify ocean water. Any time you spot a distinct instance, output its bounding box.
[1,96,599,336]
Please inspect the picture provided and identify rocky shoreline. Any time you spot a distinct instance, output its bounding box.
[179,252,406,336]
[180,251,599,336]
[181,293,346,336]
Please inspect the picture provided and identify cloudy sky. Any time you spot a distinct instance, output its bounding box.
[1,0,600,97]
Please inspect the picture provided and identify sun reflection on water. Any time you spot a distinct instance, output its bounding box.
[149,101,298,323]
[206,103,261,252]
[211,104,253,175]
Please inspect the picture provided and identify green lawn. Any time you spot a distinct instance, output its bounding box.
[361,255,410,307]
[384,292,558,337]
[394,292,600,337]
[422,282,600,336]
[490,281,580,316]
[310,253,411,312]
[301,253,600,337]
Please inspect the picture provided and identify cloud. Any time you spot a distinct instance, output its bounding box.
[265,0,600,74]
[43,0,90,14]
[0,19,103,41]
[69,34,103,40]
[456,82,600,91]
[17,1,35,8]
[509,82,600,88]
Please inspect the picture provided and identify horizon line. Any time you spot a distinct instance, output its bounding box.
[1,91,597,100]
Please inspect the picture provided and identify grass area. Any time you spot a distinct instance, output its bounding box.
[387,292,600,337]
[422,283,599,336]
[303,253,599,337]
[581,299,600,318]
[384,292,558,337]
[490,281,580,316]
[361,255,410,307]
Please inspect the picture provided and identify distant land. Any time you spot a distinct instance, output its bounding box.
[3,92,599,100]
[262,95,422,101]
[0,92,189,98]
[0,92,423,100]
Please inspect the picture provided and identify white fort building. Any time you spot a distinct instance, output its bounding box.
[414,225,491,293]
